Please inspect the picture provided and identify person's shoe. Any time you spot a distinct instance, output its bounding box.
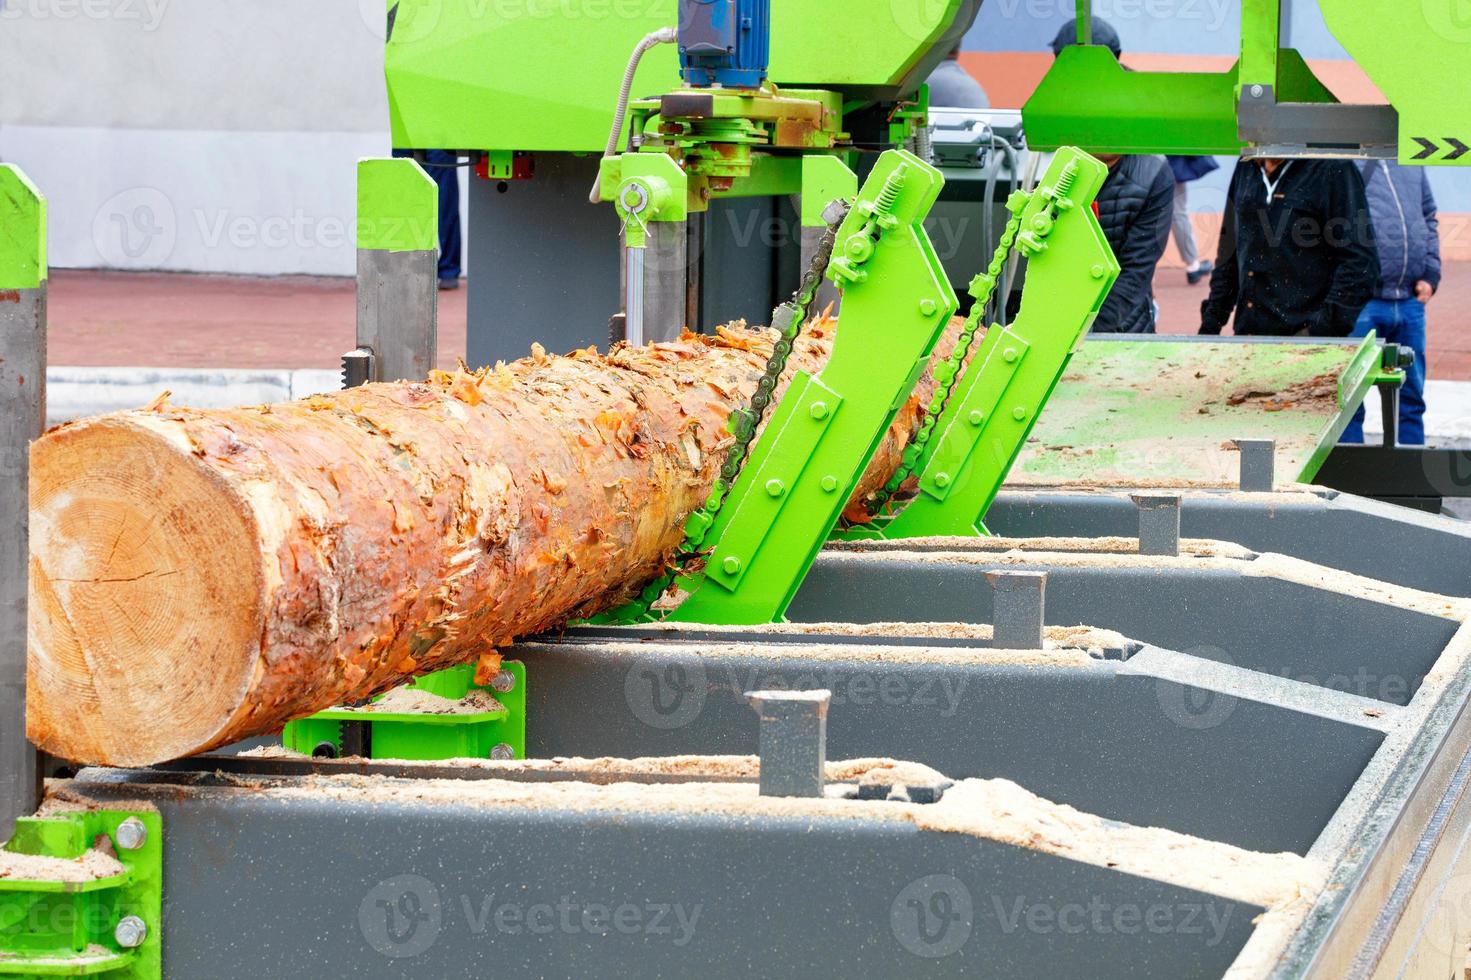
[438,278,460,291]
[1186,260,1213,285]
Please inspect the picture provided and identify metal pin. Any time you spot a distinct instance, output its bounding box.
[1235,439,1275,492]
[1131,494,1182,557]
[746,690,830,798]
[987,571,1047,650]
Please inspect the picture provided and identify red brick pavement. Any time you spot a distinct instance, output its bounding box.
[40,266,1471,380]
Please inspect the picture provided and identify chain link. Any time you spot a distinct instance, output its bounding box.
[612,200,853,622]
[861,188,1031,517]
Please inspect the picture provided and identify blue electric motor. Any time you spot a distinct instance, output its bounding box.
[678,0,770,89]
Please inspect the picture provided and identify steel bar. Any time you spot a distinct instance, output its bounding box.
[1131,493,1182,556]
[0,164,46,841]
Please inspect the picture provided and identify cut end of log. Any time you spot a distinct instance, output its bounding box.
[28,417,264,766]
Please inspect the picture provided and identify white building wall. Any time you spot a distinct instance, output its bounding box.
[0,0,467,276]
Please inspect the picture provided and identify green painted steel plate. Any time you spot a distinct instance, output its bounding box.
[1007,338,1377,488]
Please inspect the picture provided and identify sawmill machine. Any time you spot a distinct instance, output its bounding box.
[385,0,982,363]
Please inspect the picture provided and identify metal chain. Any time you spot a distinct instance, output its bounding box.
[614,200,853,622]
[862,188,1031,517]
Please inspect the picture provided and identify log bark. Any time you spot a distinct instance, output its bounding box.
[28,320,942,766]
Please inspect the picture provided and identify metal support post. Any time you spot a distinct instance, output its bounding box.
[1132,494,1182,557]
[355,158,439,382]
[0,165,47,841]
[1236,438,1276,492]
[747,689,830,798]
[987,570,1047,650]
[1378,380,1401,449]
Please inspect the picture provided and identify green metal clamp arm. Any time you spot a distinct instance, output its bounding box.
[667,148,958,625]
[861,147,1119,539]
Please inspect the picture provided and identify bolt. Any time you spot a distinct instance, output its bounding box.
[490,669,516,694]
[918,298,938,316]
[820,475,839,493]
[809,401,829,420]
[1012,406,1027,421]
[1250,84,1264,98]
[1091,264,1106,279]
[490,743,516,761]
[968,410,984,426]
[765,479,785,498]
[1002,347,1018,363]
[114,916,147,949]
[114,817,147,851]
[934,472,951,488]
[722,556,742,575]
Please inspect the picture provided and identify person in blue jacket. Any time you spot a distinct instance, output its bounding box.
[1166,155,1219,284]
[1341,161,1441,445]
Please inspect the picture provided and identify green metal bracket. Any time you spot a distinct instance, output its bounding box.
[666,149,957,625]
[1025,46,1336,155]
[799,155,858,228]
[0,811,161,978]
[282,661,526,762]
[854,147,1117,539]
[356,158,438,253]
[600,153,688,246]
[1238,0,1282,93]
[0,165,47,290]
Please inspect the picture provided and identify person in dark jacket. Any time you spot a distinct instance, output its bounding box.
[1200,158,1378,337]
[1341,161,1441,445]
[1166,155,1220,284]
[1049,18,1173,333]
[1092,153,1176,332]
[927,46,989,108]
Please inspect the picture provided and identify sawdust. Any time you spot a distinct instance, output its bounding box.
[621,619,1132,653]
[352,687,505,715]
[0,843,125,883]
[63,769,1320,912]
[827,535,1255,560]
[545,636,1101,668]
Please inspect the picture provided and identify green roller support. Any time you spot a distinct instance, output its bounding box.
[668,148,958,625]
[282,661,526,763]
[0,165,47,291]
[853,148,1117,539]
[356,157,438,253]
[0,811,162,978]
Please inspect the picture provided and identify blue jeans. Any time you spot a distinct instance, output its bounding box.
[391,148,463,281]
[1341,298,1427,445]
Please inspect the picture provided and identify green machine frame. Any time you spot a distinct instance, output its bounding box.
[1025,0,1471,166]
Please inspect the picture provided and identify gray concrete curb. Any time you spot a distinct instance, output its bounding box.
[46,367,341,426]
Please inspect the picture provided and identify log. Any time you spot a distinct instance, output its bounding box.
[28,319,943,766]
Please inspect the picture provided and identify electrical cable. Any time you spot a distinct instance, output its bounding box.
[589,27,680,204]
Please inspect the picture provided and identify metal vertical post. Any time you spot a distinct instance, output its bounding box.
[355,158,439,382]
[987,571,1047,650]
[747,690,830,798]
[1236,438,1276,492]
[1075,0,1092,44]
[1132,494,1182,557]
[0,165,47,841]
[1239,0,1282,91]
